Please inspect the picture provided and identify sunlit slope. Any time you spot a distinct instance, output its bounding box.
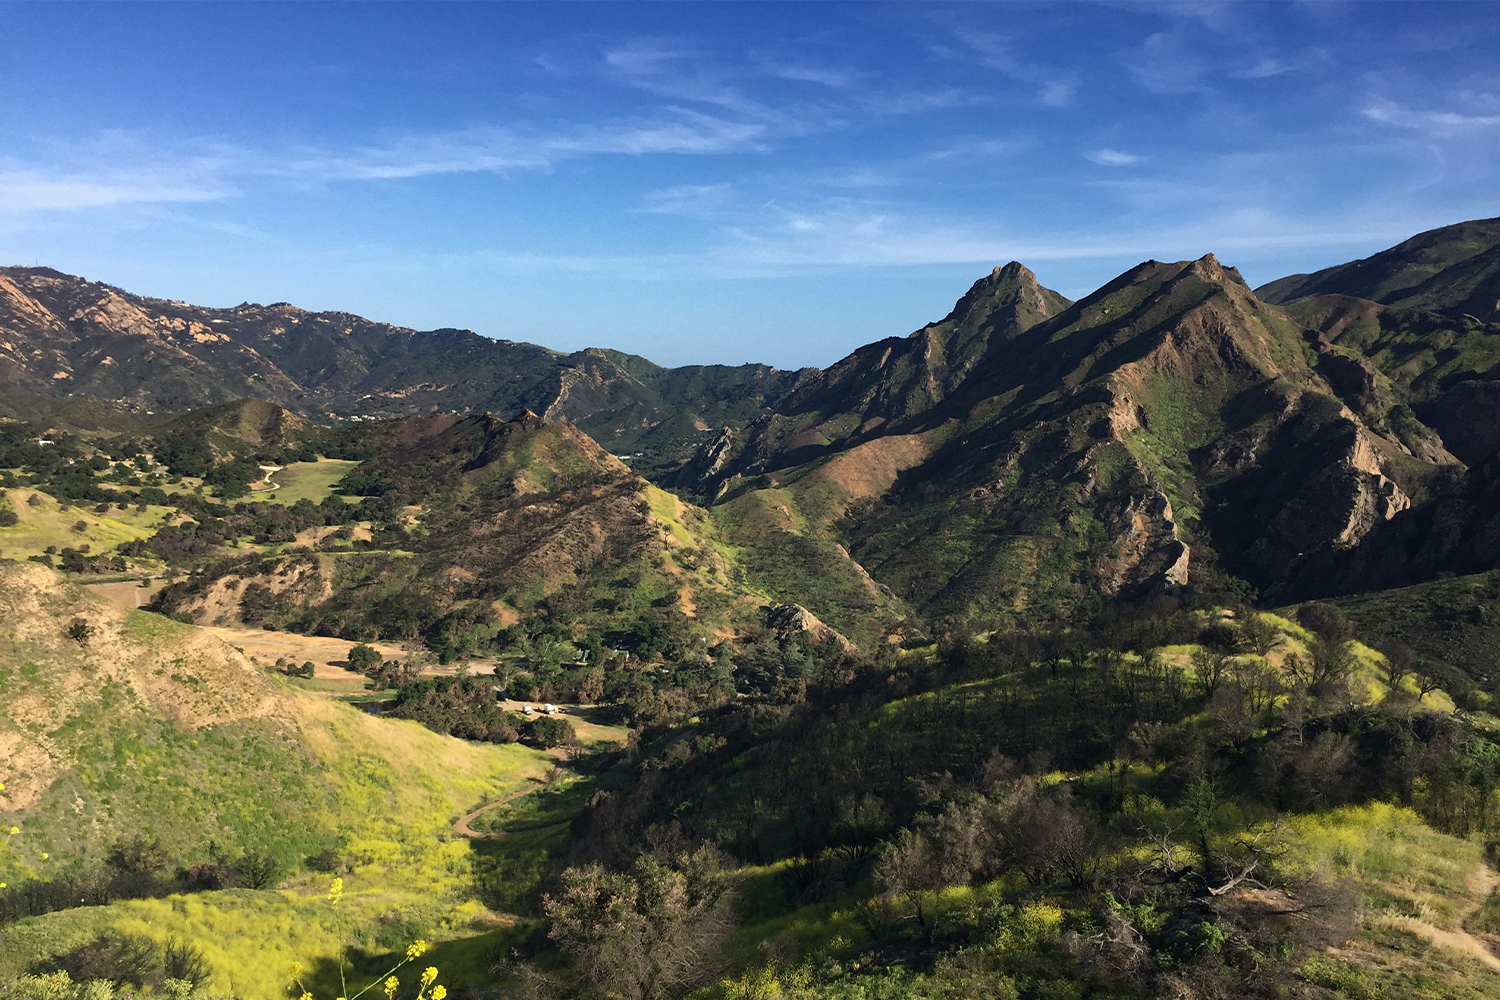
[0,562,549,878]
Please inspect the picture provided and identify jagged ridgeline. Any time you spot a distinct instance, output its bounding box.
[0,267,810,478]
[680,249,1472,631]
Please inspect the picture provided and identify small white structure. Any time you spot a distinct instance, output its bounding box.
[522,705,533,714]
[544,703,559,715]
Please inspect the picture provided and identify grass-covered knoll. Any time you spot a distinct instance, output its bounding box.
[1329,568,1500,702]
[712,486,912,648]
[0,564,550,872]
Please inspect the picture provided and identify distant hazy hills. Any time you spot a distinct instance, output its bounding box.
[6,215,1500,626]
[0,266,809,476]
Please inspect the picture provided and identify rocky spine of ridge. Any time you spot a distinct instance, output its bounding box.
[685,261,1072,499]
[694,250,1458,622]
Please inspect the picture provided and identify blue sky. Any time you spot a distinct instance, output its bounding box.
[2,2,1498,368]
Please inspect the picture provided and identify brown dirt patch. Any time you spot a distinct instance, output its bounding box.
[83,579,165,609]
[0,564,295,808]
[808,432,937,502]
[200,625,406,679]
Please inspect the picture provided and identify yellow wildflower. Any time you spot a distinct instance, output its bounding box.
[420,967,438,986]
[39,853,47,860]
[384,977,399,998]
[430,987,446,1000]
[289,961,305,980]
[8,827,17,835]
[405,941,429,961]
[301,993,313,1000]
[328,876,344,903]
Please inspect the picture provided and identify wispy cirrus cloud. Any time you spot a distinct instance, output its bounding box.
[279,113,770,183]
[638,182,735,218]
[1363,99,1500,133]
[1085,148,1145,167]
[0,168,230,213]
[1120,31,1206,95]
[0,131,237,213]
[949,29,1080,107]
[0,109,774,216]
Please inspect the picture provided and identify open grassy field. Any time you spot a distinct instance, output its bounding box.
[247,459,361,506]
[0,487,170,563]
[0,684,554,998]
[201,624,407,677]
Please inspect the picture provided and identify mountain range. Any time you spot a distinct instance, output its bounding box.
[6,216,1500,637]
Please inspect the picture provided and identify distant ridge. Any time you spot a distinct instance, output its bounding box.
[1255,216,1500,321]
[0,265,810,476]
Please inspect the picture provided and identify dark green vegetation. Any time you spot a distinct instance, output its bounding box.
[518,599,1500,1000]
[3,218,1500,999]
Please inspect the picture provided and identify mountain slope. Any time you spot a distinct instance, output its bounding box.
[686,254,1458,628]
[0,266,810,475]
[151,410,765,654]
[0,561,546,874]
[1256,216,1500,322]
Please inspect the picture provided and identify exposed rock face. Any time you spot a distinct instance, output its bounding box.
[1100,491,1190,593]
[765,603,857,652]
[700,251,1455,626]
[675,427,739,498]
[1276,455,1500,601]
[692,261,1072,497]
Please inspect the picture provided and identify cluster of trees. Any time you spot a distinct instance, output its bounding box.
[538,846,735,1000]
[0,838,282,925]
[42,933,210,992]
[385,674,578,749]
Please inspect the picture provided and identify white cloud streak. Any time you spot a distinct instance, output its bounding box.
[1363,99,1500,133]
[1085,149,1144,166]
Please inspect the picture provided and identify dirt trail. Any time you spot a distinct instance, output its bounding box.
[251,465,284,494]
[453,781,546,840]
[1377,862,1500,972]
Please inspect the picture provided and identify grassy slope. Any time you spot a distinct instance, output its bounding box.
[1328,569,1500,693]
[0,564,552,997]
[0,487,168,563]
[685,619,1496,999]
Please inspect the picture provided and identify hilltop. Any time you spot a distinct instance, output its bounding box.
[1257,216,1500,322]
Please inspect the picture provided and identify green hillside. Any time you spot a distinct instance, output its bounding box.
[0,564,551,997]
